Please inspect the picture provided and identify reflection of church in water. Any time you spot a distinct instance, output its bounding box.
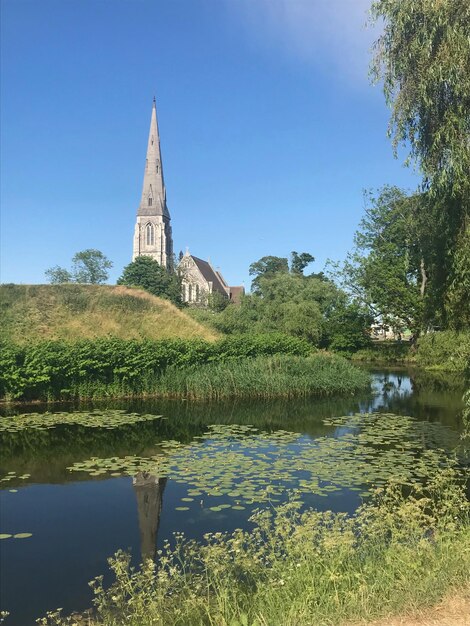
[133,472,166,561]
[132,99,244,306]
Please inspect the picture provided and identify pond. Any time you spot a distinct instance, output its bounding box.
[0,368,466,625]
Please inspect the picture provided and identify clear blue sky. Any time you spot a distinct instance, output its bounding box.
[0,0,419,289]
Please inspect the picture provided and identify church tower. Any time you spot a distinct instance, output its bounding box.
[132,98,173,267]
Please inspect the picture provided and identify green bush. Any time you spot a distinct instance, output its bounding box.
[0,334,312,401]
[416,331,470,373]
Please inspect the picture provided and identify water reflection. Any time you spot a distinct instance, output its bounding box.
[133,472,166,562]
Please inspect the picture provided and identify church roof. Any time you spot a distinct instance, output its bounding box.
[191,255,229,296]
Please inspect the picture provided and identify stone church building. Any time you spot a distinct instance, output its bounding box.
[132,99,244,305]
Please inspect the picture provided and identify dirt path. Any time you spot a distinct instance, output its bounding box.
[354,591,470,626]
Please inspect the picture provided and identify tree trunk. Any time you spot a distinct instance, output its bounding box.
[420,258,427,297]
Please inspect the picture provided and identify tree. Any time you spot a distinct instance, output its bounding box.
[71,249,112,284]
[370,0,470,330]
[249,256,289,292]
[117,255,182,305]
[290,251,315,275]
[44,266,72,284]
[322,301,373,354]
[45,250,112,285]
[371,0,470,197]
[339,187,426,333]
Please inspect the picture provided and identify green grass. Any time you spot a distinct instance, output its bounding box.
[154,353,371,399]
[37,465,470,626]
[0,283,219,344]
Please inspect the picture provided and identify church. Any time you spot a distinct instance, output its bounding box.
[132,99,244,305]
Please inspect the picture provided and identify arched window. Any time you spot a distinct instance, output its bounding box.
[148,197,152,206]
[145,223,154,246]
[156,159,160,173]
[188,284,192,302]
[195,284,199,301]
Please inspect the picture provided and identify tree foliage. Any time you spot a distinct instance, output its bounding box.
[45,250,112,285]
[206,254,371,350]
[249,256,289,292]
[44,266,73,284]
[370,0,470,330]
[71,249,113,284]
[340,187,424,333]
[291,251,315,275]
[117,256,182,305]
[371,0,470,197]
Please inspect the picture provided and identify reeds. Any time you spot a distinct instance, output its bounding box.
[155,353,371,399]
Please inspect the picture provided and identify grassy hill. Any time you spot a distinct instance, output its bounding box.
[0,284,219,344]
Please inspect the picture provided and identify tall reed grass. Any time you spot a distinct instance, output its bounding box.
[155,354,371,399]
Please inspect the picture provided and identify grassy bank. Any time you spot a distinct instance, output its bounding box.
[0,334,312,401]
[38,466,470,626]
[155,353,371,399]
[0,283,218,344]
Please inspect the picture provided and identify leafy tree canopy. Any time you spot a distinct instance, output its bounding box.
[371,0,470,197]
[72,249,113,284]
[117,255,182,305]
[45,249,112,285]
[370,0,470,330]
[291,251,315,275]
[44,266,73,284]
[249,256,289,292]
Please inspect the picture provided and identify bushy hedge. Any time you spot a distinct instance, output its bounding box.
[0,333,311,401]
[416,331,470,373]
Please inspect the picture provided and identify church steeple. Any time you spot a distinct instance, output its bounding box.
[137,97,170,219]
[132,99,173,267]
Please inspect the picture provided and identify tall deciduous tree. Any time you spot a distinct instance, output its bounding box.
[340,187,425,333]
[371,0,470,197]
[370,0,470,329]
[45,250,112,285]
[72,249,113,284]
[249,256,289,292]
[291,251,315,275]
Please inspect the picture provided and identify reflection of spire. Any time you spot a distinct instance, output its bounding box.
[133,472,167,562]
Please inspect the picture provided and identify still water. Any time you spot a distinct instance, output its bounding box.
[0,368,465,625]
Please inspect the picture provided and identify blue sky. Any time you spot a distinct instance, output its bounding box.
[1,0,420,289]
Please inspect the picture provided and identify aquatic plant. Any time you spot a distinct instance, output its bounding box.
[153,354,371,399]
[0,409,162,433]
[67,414,463,511]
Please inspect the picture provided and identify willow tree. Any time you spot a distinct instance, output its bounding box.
[370,0,470,328]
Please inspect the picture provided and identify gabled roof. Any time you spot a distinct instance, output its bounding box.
[191,255,229,296]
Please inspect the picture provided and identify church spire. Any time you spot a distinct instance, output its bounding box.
[132,99,173,267]
[137,98,170,218]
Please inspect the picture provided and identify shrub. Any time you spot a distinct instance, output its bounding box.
[416,331,470,373]
[0,334,312,401]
